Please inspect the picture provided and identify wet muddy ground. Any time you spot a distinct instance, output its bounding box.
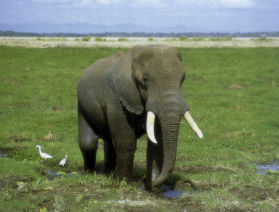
[1,146,279,211]
[46,168,187,200]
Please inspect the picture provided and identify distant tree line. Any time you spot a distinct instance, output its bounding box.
[0,30,279,37]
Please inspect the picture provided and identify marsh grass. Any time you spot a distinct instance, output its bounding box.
[0,47,279,211]
[37,37,68,41]
[252,37,273,42]
[82,36,91,41]
[118,37,128,42]
[94,37,105,42]
[191,36,206,41]
[209,36,233,41]
[179,36,189,41]
[164,37,177,41]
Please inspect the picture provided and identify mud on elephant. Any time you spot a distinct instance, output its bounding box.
[77,45,203,189]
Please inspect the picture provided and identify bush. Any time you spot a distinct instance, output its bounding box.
[179,36,189,41]
[225,36,233,41]
[148,38,154,41]
[94,37,105,42]
[82,36,91,41]
[192,36,205,41]
[118,37,128,42]
[253,37,271,42]
[209,36,232,41]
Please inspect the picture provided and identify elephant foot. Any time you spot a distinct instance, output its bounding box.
[84,162,96,173]
[115,170,132,182]
[104,164,116,175]
[144,178,152,191]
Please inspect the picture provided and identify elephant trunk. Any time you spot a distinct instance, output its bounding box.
[146,89,186,187]
[152,113,181,186]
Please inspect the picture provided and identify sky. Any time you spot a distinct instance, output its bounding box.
[0,0,278,33]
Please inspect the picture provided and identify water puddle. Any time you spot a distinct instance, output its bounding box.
[161,184,183,199]
[0,150,9,158]
[138,181,194,200]
[46,169,84,181]
[255,160,279,175]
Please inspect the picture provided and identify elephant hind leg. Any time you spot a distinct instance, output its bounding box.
[104,139,116,173]
[78,109,99,173]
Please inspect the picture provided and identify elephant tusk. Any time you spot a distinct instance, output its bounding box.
[184,111,203,139]
[146,111,158,144]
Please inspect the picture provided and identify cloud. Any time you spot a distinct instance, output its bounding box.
[175,0,255,8]
[218,0,255,8]
[95,0,121,5]
[31,0,255,9]
[137,0,163,6]
[32,0,71,3]
[31,0,121,4]
[31,0,162,6]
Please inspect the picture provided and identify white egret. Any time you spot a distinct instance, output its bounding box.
[59,154,68,167]
[36,145,53,160]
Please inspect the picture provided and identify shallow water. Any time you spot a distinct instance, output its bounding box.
[256,161,279,175]
[46,169,84,181]
[0,150,8,158]
[161,184,184,199]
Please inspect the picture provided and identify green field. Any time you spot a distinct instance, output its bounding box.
[0,46,279,211]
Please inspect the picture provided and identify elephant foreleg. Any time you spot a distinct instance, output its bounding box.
[115,150,136,181]
[106,106,137,181]
[111,132,136,180]
[78,109,99,173]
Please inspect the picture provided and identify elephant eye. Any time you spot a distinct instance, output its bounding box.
[143,76,148,83]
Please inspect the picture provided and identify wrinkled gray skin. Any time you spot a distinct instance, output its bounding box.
[77,45,188,189]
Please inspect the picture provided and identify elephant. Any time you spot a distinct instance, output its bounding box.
[77,45,203,189]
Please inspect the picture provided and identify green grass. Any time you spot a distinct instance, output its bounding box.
[0,46,279,211]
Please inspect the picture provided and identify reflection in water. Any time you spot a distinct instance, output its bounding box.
[256,161,279,175]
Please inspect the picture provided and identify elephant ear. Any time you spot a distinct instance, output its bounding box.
[110,54,144,115]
